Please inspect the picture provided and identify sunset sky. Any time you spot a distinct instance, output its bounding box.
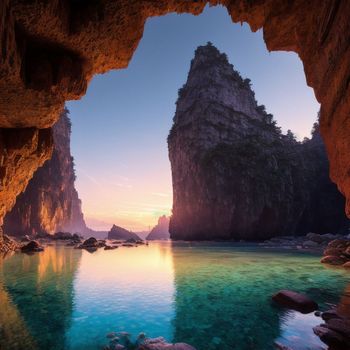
[67,5,320,232]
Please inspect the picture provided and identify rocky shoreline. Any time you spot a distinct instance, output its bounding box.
[7,232,148,254]
[259,232,348,252]
[3,231,350,256]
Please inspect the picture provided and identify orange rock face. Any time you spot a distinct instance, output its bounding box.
[0,128,53,224]
[0,1,349,239]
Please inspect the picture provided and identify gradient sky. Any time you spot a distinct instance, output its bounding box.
[67,5,320,232]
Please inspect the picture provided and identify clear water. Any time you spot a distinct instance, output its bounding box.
[1,242,350,350]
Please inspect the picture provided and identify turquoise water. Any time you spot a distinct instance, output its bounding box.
[0,242,350,350]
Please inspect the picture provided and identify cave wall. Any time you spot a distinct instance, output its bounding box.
[0,0,349,241]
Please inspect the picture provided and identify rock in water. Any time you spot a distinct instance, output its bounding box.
[3,108,88,236]
[108,225,141,241]
[21,240,44,253]
[168,43,349,240]
[146,215,170,240]
[272,290,318,314]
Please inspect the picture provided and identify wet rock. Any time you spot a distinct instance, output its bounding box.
[322,309,343,322]
[324,247,346,257]
[272,290,318,313]
[326,318,350,338]
[104,245,118,250]
[321,255,347,265]
[53,231,73,240]
[21,240,44,253]
[81,237,98,247]
[328,239,350,249]
[342,261,350,268]
[313,325,350,349]
[72,233,82,243]
[76,237,104,250]
[122,243,135,247]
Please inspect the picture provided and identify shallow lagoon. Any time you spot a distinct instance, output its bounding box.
[0,242,349,350]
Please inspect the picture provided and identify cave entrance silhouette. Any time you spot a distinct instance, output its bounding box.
[0,0,349,247]
[63,6,319,234]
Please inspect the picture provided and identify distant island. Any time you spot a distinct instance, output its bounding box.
[107,224,141,241]
[146,215,170,240]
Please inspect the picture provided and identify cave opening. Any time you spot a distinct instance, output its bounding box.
[60,5,321,236]
[1,2,350,350]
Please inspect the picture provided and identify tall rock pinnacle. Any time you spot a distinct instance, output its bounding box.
[168,43,348,240]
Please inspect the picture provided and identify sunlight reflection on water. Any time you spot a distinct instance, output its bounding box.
[0,242,349,350]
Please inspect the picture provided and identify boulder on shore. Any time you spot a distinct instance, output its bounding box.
[272,290,318,314]
[321,239,350,266]
[321,255,347,265]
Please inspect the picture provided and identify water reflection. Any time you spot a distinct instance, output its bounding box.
[66,243,175,350]
[170,243,350,350]
[0,243,350,350]
[1,245,82,350]
[0,256,37,350]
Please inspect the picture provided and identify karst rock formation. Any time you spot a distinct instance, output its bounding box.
[146,215,170,240]
[0,1,349,248]
[107,225,141,241]
[3,109,87,236]
[168,43,349,240]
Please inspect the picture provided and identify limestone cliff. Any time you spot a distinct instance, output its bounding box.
[146,215,170,240]
[3,109,87,236]
[168,43,349,241]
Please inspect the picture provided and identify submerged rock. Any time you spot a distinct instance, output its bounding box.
[104,332,196,350]
[272,290,318,314]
